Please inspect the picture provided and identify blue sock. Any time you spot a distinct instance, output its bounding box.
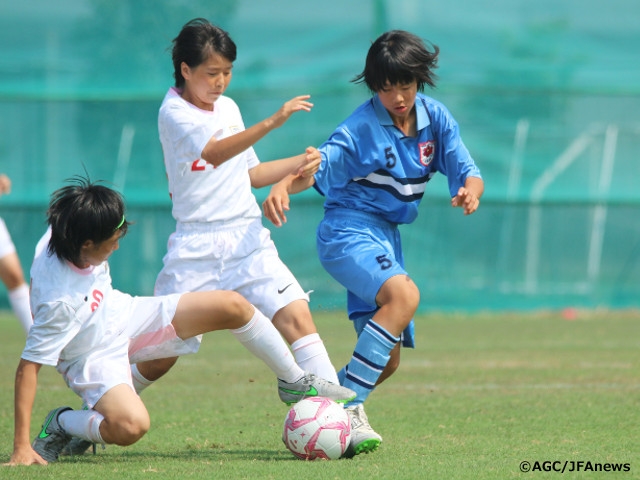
[341,319,399,406]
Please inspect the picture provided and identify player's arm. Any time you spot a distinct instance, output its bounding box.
[249,147,320,189]
[451,176,484,215]
[201,95,313,167]
[5,359,46,466]
[262,172,316,227]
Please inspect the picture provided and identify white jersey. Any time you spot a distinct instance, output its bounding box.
[158,87,262,224]
[23,231,196,407]
[24,241,129,367]
[155,88,309,316]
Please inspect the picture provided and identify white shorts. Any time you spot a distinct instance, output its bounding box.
[58,291,200,408]
[155,217,309,320]
[0,217,17,258]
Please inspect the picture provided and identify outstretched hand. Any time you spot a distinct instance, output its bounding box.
[270,95,314,129]
[262,181,291,228]
[451,186,480,215]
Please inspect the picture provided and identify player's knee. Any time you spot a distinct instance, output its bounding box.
[378,275,420,317]
[223,291,254,321]
[109,414,150,446]
[272,301,316,342]
[402,278,421,313]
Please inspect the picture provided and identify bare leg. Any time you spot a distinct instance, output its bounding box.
[135,356,178,382]
[272,299,317,344]
[377,343,401,385]
[93,384,150,446]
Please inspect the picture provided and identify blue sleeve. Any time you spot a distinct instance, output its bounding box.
[431,106,482,197]
[314,127,358,197]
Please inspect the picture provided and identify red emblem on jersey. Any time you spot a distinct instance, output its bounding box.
[419,141,435,166]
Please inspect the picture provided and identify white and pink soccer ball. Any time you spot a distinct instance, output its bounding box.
[282,396,351,460]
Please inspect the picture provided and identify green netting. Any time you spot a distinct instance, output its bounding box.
[1,0,639,311]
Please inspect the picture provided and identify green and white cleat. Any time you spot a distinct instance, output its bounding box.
[32,406,73,463]
[342,404,382,458]
[278,372,356,406]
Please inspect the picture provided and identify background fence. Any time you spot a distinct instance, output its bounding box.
[1,0,639,312]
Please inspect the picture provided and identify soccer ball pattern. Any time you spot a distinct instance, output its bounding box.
[282,396,351,460]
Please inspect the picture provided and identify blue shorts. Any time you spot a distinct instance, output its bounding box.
[316,208,415,347]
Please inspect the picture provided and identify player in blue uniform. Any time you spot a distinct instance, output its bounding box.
[263,30,484,457]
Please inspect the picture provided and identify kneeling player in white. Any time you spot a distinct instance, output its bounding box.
[5,176,354,466]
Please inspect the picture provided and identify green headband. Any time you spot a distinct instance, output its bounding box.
[115,215,126,231]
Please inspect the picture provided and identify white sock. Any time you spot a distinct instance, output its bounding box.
[130,364,154,394]
[291,333,339,384]
[58,409,105,444]
[8,283,32,334]
[231,307,304,383]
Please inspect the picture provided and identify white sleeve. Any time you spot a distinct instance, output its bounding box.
[22,302,80,366]
[159,103,218,165]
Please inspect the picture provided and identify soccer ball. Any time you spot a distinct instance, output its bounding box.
[282,396,351,460]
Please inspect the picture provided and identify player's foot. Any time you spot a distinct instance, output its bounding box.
[342,404,382,458]
[278,372,357,405]
[32,406,73,463]
[60,437,96,456]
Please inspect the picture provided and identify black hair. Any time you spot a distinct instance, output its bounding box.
[47,175,130,264]
[171,18,237,88]
[352,30,439,93]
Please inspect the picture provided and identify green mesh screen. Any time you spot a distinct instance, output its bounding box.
[1,0,639,311]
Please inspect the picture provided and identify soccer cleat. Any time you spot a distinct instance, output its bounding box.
[60,436,96,456]
[342,404,382,458]
[278,372,356,406]
[32,406,73,463]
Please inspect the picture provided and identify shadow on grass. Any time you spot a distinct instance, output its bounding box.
[60,448,300,464]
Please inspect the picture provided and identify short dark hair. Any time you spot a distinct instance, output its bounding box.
[352,30,439,93]
[171,18,237,88]
[47,175,129,264]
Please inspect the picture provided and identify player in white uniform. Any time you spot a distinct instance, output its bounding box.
[151,19,342,391]
[0,174,32,334]
[5,176,354,466]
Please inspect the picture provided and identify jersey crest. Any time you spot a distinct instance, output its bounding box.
[419,141,435,166]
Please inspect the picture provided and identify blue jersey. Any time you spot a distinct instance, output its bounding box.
[314,93,481,224]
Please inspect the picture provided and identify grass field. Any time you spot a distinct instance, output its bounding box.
[1,309,638,479]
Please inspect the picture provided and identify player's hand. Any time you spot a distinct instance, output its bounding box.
[271,95,313,129]
[297,147,321,178]
[451,186,480,215]
[0,174,11,196]
[3,445,48,466]
[263,181,291,227]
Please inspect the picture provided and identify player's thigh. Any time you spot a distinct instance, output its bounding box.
[126,293,200,364]
[317,221,405,307]
[173,290,253,337]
